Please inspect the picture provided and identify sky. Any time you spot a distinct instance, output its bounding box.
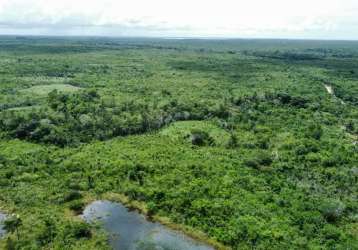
[0,0,358,40]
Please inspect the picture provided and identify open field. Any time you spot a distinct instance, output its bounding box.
[20,84,81,95]
[0,36,357,249]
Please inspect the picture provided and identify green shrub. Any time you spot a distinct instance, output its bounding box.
[147,201,158,217]
[69,200,85,214]
[64,191,83,202]
[244,152,273,169]
[61,221,92,240]
[189,129,214,146]
[322,224,342,240]
[320,199,345,223]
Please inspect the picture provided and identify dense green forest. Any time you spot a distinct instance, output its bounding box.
[0,36,357,249]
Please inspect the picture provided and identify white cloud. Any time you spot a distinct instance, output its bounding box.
[0,0,357,39]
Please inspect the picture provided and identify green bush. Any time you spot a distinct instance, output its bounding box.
[62,221,92,239]
[320,199,345,223]
[64,191,83,202]
[189,129,214,146]
[69,200,85,215]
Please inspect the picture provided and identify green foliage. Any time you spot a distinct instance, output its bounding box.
[0,37,357,249]
[319,199,346,223]
[4,214,22,240]
[69,200,86,215]
[63,191,83,203]
[244,152,273,169]
[146,201,158,216]
[189,129,214,146]
[62,221,92,239]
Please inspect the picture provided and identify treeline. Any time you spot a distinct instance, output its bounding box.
[248,48,358,61]
[2,87,349,147]
[0,89,231,146]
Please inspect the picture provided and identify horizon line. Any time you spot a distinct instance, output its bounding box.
[0,33,358,42]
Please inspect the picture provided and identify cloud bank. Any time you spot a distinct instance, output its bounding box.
[0,0,357,39]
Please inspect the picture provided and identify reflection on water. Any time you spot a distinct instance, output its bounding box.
[0,212,6,238]
[82,201,214,250]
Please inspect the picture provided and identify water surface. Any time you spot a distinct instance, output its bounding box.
[82,200,214,250]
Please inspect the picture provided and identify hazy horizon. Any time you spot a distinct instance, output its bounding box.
[1,0,358,40]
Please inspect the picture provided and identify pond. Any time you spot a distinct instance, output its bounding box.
[82,201,214,250]
[0,212,6,238]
